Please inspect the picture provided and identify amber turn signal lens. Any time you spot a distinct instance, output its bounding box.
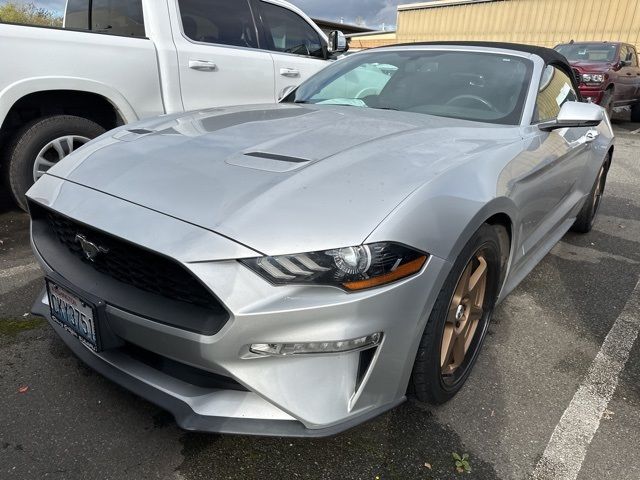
[343,256,427,291]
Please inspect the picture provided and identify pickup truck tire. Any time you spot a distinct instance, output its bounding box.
[601,89,614,119]
[4,115,105,211]
[632,102,640,123]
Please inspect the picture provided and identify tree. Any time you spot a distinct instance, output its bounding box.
[0,1,63,27]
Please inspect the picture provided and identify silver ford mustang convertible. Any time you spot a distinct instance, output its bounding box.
[27,43,614,437]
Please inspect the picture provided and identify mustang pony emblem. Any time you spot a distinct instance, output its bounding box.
[75,234,109,262]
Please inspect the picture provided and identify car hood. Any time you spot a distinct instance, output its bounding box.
[570,61,613,73]
[51,104,522,256]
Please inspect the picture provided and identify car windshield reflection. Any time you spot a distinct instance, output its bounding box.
[287,50,534,125]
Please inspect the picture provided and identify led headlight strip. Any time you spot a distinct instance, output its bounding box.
[240,242,427,291]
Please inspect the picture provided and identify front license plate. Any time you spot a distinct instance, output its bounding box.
[46,280,100,352]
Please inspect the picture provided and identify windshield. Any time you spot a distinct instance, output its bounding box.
[555,43,618,63]
[284,50,534,125]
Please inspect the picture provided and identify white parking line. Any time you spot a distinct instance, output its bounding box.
[532,278,640,480]
[630,127,640,135]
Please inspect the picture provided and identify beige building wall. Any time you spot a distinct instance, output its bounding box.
[349,32,398,50]
[354,0,640,50]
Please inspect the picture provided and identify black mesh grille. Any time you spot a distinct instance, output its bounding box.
[43,210,221,311]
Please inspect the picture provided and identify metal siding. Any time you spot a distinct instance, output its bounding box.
[390,0,640,51]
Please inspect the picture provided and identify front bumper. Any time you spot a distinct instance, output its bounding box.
[28,175,451,436]
[578,86,605,105]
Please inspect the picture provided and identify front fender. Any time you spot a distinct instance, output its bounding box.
[365,161,518,264]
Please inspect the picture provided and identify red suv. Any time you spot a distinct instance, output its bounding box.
[555,41,640,121]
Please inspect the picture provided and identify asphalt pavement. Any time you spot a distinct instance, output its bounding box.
[1,121,639,480]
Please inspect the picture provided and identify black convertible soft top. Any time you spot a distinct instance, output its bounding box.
[385,41,579,94]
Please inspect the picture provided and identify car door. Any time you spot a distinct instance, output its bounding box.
[515,66,592,262]
[615,45,636,104]
[253,0,330,99]
[628,46,640,99]
[171,0,276,111]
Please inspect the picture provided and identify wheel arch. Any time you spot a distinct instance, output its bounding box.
[605,146,614,170]
[446,198,516,266]
[0,78,138,136]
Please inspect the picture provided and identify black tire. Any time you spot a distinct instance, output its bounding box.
[632,102,640,123]
[601,89,614,119]
[411,224,503,405]
[571,155,610,234]
[4,115,105,211]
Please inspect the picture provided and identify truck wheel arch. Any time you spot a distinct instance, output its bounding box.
[0,77,138,134]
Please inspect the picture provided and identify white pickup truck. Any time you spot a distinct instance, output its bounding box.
[0,0,346,209]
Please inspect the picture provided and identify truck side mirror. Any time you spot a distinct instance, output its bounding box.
[328,31,349,54]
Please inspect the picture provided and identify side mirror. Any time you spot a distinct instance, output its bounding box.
[538,101,604,131]
[621,59,632,67]
[278,85,296,102]
[328,30,349,54]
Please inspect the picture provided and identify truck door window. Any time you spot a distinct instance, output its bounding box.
[629,47,639,67]
[63,0,144,37]
[258,1,324,58]
[534,66,577,123]
[64,0,90,29]
[91,0,145,37]
[619,45,629,64]
[177,0,258,48]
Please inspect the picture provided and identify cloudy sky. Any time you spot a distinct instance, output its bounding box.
[9,0,403,29]
[289,0,402,28]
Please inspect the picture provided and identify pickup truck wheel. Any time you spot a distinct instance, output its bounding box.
[632,102,640,123]
[4,115,105,211]
[601,89,614,118]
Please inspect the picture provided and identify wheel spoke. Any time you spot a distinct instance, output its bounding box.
[440,324,456,368]
[452,263,473,306]
[468,256,487,295]
[467,304,483,323]
[65,137,75,154]
[451,334,466,368]
[51,139,66,160]
[440,248,491,381]
[35,155,55,169]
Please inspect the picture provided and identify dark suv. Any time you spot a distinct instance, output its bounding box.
[555,41,640,121]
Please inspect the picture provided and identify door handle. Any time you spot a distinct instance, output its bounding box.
[280,67,300,78]
[189,60,217,72]
[582,130,599,144]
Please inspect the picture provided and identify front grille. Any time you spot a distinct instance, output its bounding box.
[42,209,221,311]
[121,342,247,391]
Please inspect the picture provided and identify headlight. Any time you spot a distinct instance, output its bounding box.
[582,73,604,84]
[240,242,428,291]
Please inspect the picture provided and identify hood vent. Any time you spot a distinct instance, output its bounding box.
[244,151,310,163]
[226,151,311,173]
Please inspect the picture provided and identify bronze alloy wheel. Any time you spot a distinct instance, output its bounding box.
[411,223,502,404]
[441,249,489,383]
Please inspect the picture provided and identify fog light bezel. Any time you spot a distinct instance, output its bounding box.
[249,333,383,357]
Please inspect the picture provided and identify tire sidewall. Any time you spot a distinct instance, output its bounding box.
[6,115,105,210]
[413,224,502,404]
